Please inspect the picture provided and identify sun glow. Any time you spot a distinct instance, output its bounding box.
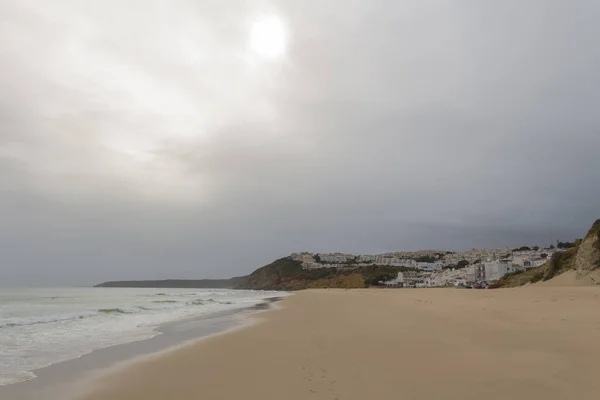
[250,16,287,58]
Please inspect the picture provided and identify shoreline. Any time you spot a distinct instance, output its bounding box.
[0,296,285,400]
[75,287,600,400]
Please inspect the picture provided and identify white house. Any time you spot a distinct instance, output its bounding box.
[532,258,547,268]
[383,272,404,286]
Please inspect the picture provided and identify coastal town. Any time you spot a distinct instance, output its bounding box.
[291,244,566,288]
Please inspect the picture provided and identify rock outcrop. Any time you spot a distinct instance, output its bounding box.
[575,219,600,277]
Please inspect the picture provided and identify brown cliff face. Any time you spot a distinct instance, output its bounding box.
[575,219,600,277]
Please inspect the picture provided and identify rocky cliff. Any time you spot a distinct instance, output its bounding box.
[575,219,600,277]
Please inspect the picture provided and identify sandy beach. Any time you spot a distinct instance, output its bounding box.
[76,288,600,400]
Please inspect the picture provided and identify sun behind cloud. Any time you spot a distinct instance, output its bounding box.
[250,15,287,58]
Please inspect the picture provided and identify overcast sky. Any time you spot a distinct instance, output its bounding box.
[1,0,599,286]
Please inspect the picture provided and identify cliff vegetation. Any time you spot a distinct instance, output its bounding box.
[237,257,412,290]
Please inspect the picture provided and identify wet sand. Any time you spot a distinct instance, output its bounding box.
[0,304,275,400]
[77,288,600,400]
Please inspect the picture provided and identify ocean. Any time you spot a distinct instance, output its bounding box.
[0,287,286,387]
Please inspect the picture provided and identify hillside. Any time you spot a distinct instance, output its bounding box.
[95,277,246,289]
[96,219,600,291]
[95,260,408,291]
[493,219,600,288]
[236,257,410,290]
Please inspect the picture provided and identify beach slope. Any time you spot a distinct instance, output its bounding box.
[78,288,600,400]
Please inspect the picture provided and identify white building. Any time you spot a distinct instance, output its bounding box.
[465,269,477,283]
[371,256,415,267]
[292,252,317,265]
[302,262,323,270]
[356,255,375,263]
[507,264,525,273]
[416,262,443,271]
[399,271,426,288]
[383,272,404,286]
[474,264,486,281]
[318,253,352,264]
[484,260,509,281]
[532,258,548,268]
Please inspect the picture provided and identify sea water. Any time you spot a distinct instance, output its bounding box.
[0,287,285,386]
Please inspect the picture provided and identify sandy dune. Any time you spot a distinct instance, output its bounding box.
[77,288,600,400]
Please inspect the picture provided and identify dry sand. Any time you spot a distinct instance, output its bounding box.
[77,288,600,400]
[540,269,600,286]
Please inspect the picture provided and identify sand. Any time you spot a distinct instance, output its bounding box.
[540,269,600,286]
[76,288,600,400]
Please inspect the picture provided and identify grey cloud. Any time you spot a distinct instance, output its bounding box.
[1,0,599,285]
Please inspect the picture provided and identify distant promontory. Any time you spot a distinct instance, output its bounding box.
[94,277,246,289]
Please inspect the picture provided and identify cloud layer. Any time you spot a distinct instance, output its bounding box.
[1,0,599,285]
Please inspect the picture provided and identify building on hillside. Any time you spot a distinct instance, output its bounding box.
[399,259,417,267]
[374,256,394,266]
[512,256,525,267]
[512,256,538,269]
[383,272,404,287]
[399,271,426,288]
[484,260,509,281]
[474,264,486,281]
[372,256,416,267]
[464,266,477,283]
[507,264,525,273]
[356,255,375,263]
[416,262,443,271]
[318,253,352,264]
[532,258,547,268]
[302,263,323,270]
[292,252,317,265]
